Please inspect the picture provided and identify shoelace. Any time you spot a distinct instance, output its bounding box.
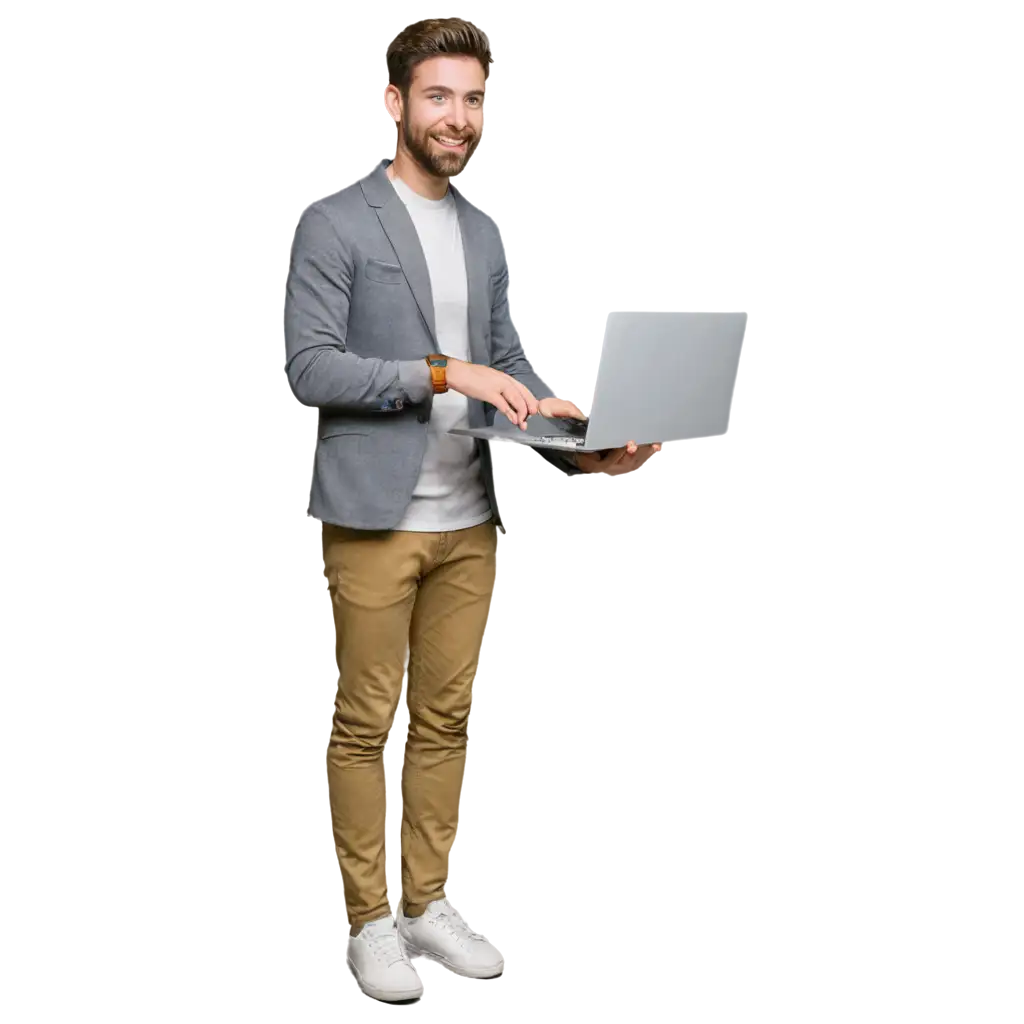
[365,923,408,967]
[431,904,487,944]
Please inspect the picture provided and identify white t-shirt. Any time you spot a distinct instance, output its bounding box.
[388,173,493,532]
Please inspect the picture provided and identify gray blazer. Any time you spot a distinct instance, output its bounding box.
[284,157,581,534]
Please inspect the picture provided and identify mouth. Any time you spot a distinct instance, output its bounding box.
[434,135,468,151]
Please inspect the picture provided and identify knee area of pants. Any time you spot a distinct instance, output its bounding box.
[411,702,470,731]
[327,730,389,762]
[329,741,389,765]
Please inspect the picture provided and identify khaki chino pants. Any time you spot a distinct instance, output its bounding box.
[321,518,498,928]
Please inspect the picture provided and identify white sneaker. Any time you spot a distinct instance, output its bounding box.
[346,914,423,1003]
[397,898,504,979]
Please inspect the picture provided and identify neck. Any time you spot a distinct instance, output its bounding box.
[387,150,449,201]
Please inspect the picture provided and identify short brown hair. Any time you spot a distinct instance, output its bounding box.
[386,18,493,104]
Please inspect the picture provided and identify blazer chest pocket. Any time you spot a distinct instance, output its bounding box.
[364,258,404,284]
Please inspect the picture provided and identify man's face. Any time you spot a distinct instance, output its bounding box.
[394,55,485,177]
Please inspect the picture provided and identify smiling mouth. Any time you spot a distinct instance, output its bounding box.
[434,136,467,149]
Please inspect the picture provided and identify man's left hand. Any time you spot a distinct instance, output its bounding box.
[574,440,661,475]
[535,397,662,475]
[536,397,587,421]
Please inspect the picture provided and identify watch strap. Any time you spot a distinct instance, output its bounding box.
[425,354,448,394]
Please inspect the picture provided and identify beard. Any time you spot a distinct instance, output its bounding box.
[401,118,479,178]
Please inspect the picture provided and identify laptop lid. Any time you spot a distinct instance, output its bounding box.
[581,311,747,450]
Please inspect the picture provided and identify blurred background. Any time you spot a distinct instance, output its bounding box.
[2,4,1024,1019]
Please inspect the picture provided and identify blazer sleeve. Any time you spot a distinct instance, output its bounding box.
[284,203,432,412]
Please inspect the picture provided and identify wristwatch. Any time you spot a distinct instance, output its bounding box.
[425,354,449,394]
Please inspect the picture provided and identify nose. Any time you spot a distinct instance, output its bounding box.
[445,104,470,131]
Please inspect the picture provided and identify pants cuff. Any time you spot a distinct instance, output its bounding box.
[401,894,443,918]
[349,909,392,935]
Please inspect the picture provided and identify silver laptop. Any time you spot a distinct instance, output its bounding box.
[448,311,747,452]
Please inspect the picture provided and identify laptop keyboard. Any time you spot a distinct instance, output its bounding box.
[534,435,585,446]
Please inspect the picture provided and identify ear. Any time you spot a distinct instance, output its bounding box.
[382,83,401,123]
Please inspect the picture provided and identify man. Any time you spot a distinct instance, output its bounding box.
[283,17,660,1004]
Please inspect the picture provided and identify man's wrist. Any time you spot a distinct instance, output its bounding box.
[442,356,467,392]
[425,353,450,393]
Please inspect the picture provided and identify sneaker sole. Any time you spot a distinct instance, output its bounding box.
[346,955,423,1003]
[402,942,504,980]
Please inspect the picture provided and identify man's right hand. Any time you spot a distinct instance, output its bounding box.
[445,358,539,429]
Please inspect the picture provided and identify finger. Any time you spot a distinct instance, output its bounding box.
[513,380,540,417]
[505,380,532,419]
[503,385,529,428]
[501,385,528,423]
[516,389,532,425]
[492,393,515,424]
[603,446,629,468]
[618,448,642,470]
[543,399,579,419]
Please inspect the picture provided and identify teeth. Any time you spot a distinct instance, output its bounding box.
[436,137,465,146]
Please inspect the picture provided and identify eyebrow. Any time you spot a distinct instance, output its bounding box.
[420,85,485,98]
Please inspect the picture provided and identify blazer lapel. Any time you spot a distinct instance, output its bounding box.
[450,185,489,368]
[450,185,491,428]
[375,201,437,355]
[361,159,438,354]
